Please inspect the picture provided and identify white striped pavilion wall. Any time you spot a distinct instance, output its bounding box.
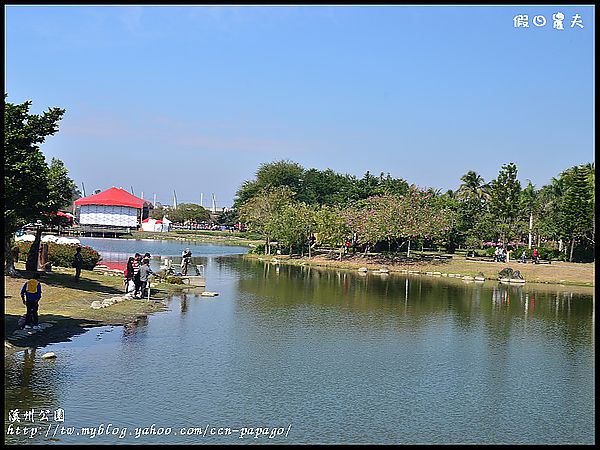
[79,205,139,227]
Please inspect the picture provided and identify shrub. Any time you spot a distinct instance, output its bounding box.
[166,276,184,285]
[483,247,496,257]
[16,241,101,270]
[250,244,266,254]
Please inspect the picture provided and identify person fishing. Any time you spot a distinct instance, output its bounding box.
[181,248,192,276]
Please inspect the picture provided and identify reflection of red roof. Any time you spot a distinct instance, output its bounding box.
[75,187,149,208]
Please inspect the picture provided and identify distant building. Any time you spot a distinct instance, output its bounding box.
[74,187,151,229]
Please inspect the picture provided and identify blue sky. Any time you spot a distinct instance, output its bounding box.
[5,5,595,208]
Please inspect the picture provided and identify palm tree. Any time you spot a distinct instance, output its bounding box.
[457,171,489,203]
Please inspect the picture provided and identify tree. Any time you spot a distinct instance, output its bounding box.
[488,163,522,244]
[4,96,65,275]
[313,205,349,250]
[217,209,239,227]
[302,168,355,205]
[234,160,305,207]
[47,157,77,213]
[168,203,210,224]
[271,202,314,255]
[536,176,565,248]
[238,186,295,254]
[233,180,262,209]
[151,204,168,220]
[456,170,489,203]
[559,165,594,261]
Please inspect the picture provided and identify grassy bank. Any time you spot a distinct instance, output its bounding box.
[245,253,595,287]
[4,262,193,356]
[129,230,263,247]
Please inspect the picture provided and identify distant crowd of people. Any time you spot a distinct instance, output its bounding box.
[124,252,154,298]
[494,246,539,264]
[171,222,246,232]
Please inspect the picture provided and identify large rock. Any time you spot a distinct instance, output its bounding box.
[42,352,56,359]
[91,301,103,309]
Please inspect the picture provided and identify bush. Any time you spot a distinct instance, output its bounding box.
[16,241,101,270]
[166,276,185,285]
[250,244,266,254]
[483,247,496,257]
[536,246,560,261]
[511,245,564,262]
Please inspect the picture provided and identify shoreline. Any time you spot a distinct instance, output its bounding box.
[243,253,595,289]
[5,245,594,357]
[4,263,195,357]
[127,230,262,247]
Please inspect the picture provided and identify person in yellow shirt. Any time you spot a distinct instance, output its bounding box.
[20,272,42,330]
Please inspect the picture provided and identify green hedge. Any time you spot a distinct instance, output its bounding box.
[16,241,102,270]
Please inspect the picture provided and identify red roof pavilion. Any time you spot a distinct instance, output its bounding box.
[74,187,150,209]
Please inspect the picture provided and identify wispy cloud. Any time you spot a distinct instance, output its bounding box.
[60,110,306,154]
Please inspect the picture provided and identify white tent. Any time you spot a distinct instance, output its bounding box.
[141,218,171,232]
[161,217,172,232]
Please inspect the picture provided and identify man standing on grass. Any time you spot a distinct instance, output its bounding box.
[20,272,42,330]
[73,246,84,281]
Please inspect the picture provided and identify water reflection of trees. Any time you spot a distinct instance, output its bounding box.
[224,258,593,347]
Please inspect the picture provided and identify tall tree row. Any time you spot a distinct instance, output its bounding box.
[235,160,594,262]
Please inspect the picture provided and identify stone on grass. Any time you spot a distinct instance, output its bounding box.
[91,301,103,309]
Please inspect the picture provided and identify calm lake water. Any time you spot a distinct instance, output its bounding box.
[4,240,595,444]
